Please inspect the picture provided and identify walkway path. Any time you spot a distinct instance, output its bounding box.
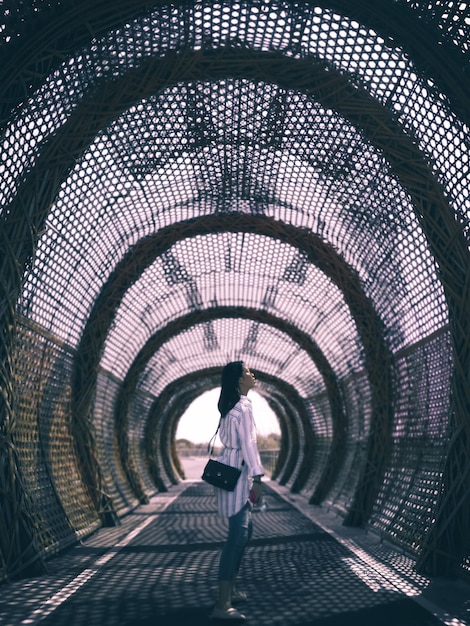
[0,481,468,626]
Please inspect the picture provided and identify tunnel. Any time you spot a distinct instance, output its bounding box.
[1,0,470,606]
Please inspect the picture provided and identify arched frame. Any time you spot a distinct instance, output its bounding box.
[0,44,468,573]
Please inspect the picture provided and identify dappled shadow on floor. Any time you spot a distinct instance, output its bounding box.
[0,483,443,626]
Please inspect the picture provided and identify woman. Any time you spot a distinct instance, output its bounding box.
[210,361,264,622]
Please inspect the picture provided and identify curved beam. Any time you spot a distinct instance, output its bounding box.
[162,369,221,484]
[91,214,389,517]
[264,387,306,490]
[263,394,292,483]
[1,1,467,130]
[166,389,199,483]
[4,45,459,528]
[116,307,331,501]
[0,15,466,573]
[2,45,460,295]
[144,368,297,490]
[73,212,378,507]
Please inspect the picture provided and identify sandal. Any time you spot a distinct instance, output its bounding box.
[210,606,247,621]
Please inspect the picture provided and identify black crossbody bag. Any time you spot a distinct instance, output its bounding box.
[201,423,242,492]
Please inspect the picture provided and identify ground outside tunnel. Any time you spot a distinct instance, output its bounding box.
[0,480,468,626]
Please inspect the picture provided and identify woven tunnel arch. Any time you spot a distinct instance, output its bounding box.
[72,214,388,516]
[114,307,338,500]
[143,369,298,485]
[0,0,469,583]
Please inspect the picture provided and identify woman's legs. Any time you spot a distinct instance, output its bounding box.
[215,503,252,610]
[233,509,253,579]
[232,507,253,597]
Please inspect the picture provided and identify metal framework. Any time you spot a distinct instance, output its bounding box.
[0,0,469,581]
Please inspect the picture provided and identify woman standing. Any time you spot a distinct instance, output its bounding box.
[210,361,264,622]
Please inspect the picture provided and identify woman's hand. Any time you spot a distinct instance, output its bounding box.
[249,479,263,503]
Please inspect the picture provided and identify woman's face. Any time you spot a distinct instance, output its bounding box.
[238,364,256,394]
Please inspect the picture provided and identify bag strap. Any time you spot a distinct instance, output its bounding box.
[208,419,245,466]
[207,421,221,456]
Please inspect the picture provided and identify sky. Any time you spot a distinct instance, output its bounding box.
[176,387,280,444]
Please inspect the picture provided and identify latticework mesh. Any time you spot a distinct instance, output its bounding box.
[1,0,469,582]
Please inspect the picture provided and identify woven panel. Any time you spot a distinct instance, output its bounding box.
[322,372,371,510]
[299,392,332,494]
[94,372,139,514]
[14,323,99,552]
[369,330,452,549]
[128,391,161,495]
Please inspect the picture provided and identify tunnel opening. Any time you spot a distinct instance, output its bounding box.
[175,387,281,480]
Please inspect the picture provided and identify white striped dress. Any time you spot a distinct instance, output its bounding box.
[215,395,265,518]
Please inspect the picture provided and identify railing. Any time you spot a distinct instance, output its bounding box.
[259,449,279,478]
[177,446,279,478]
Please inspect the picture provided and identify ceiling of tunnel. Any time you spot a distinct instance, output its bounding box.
[3,2,468,208]
[20,79,448,354]
[4,0,467,409]
[101,232,362,378]
[139,319,325,398]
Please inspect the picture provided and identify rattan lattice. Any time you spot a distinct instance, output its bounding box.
[0,0,469,582]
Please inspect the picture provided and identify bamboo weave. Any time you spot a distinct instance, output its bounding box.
[0,0,469,582]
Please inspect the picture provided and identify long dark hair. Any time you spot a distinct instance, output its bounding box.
[218,361,244,417]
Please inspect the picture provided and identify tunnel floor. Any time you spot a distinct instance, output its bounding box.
[1,481,468,626]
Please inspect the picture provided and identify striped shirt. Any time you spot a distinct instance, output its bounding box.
[215,395,265,518]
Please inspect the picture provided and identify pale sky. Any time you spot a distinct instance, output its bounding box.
[176,387,280,444]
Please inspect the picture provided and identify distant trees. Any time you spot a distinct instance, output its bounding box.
[176,439,210,456]
[256,433,281,450]
[176,433,280,456]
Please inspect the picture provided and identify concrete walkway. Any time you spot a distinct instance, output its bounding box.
[0,481,468,626]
